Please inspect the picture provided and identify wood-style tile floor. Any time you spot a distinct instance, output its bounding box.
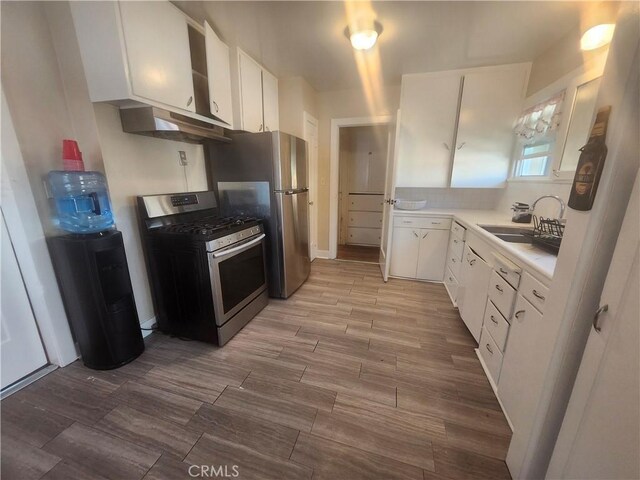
[1,259,512,480]
[337,244,380,264]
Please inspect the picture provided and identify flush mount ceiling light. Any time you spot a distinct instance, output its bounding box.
[344,20,383,51]
[580,23,615,51]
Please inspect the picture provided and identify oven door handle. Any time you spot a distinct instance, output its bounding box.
[211,234,265,259]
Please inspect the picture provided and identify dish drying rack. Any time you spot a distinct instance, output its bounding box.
[526,215,565,254]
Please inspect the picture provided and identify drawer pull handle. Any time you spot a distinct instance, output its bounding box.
[432,222,441,225]
[486,344,493,354]
[515,309,525,319]
[403,221,412,224]
[593,304,608,333]
[453,239,458,243]
[451,258,456,263]
[423,232,429,239]
[413,231,419,238]
[495,284,503,293]
[499,268,508,275]
[469,259,476,266]
[532,289,546,300]
[449,277,453,282]
[490,315,498,324]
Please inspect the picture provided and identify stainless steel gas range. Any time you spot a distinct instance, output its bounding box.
[137,191,268,345]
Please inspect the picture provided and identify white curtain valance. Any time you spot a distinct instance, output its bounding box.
[514,90,565,143]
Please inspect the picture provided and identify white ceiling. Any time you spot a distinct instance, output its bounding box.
[174,1,593,92]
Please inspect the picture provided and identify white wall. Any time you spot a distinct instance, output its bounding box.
[279,76,318,138]
[94,104,208,326]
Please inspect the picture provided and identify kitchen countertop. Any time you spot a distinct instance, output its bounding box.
[393,207,557,281]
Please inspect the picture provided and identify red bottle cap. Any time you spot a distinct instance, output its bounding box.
[62,139,85,171]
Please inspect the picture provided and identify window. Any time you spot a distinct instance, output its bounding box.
[514,141,553,177]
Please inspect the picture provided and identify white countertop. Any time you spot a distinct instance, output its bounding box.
[393,207,557,281]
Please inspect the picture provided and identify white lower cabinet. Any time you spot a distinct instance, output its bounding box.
[444,268,459,303]
[390,227,449,281]
[479,326,504,384]
[498,293,545,475]
[458,245,492,342]
[416,229,449,281]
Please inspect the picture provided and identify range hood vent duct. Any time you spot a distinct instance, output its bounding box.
[120,106,231,144]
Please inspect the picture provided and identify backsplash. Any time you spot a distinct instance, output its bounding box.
[496,180,572,219]
[395,188,501,210]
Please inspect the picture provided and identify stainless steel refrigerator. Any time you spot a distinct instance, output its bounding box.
[206,131,310,298]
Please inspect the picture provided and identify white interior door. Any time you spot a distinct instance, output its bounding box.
[547,171,640,480]
[1,211,47,390]
[304,113,319,260]
[380,111,400,281]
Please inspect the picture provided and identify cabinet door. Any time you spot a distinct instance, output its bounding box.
[389,228,420,278]
[498,294,545,476]
[416,229,449,281]
[396,72,461,187]
[119,1,195,112]
[262,69,279,132]
[458,248,492,342]
[238,51,264,132]
[450,66,527,187]
[205,22,233,125]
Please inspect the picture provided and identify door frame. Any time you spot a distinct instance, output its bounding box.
[303,111,319,261]
[1,91,77,369]
[329,115,392,259]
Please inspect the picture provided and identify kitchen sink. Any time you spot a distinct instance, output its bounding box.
[479,225,534,244]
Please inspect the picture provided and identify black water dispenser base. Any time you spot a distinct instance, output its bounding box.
[49,230,144,370]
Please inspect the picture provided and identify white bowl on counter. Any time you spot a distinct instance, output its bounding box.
[395,199,427,210]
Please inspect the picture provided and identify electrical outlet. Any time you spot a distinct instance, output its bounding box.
[178,151,188,166]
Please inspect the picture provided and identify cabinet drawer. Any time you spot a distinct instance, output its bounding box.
[347,211,383,228]
[448,234,464,261]
[493,253,521,289]
[349,194,384,212]
[394,216,451,230]
[446,251,462,279]
[488,270,516,319]
[444,267,458,304]
[520,272,549,314]
[484,300,509,352]
[479,326,504,384]
[451,221,466,241]
[347,227,381,245]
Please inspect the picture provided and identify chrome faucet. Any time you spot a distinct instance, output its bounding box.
[531,195,566,220]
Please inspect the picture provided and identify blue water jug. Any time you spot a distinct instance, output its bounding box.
[48,170,114,234]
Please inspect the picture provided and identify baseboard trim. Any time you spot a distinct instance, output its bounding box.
[140,317,158,338]
[314,250,331,259]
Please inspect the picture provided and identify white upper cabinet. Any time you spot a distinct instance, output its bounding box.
[237,50,279,133]
[451,66,529,187]
[119,1,195,112]
[205,22,233,126]
[238,52,264,133]
[70,1,229,127]
[261,69,280,132]
[395,63,528,189]
[396,72,461,187]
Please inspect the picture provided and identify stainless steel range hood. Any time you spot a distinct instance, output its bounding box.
[120,106,231,144]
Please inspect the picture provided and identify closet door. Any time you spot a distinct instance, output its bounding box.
[450,66,528,188]
[395,72,461,187]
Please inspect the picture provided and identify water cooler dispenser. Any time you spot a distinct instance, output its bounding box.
[48,140,144,369]
[49,232,144,369]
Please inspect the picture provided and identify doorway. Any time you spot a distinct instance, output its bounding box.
[336,124,389,263]
[303,112,319,261]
